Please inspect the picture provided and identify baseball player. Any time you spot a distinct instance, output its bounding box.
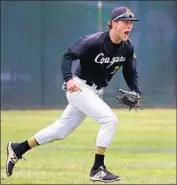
[6,7,141,183]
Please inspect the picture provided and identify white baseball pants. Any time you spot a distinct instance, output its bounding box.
[35,76,119,148]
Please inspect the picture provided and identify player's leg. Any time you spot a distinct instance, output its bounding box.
[67,86,120,182]
[6,104,86,176]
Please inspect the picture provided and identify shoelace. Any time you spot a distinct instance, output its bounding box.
[103,168,114,176]
[100,166,114,176]
[22,157,27,161]
[18,155,27,161]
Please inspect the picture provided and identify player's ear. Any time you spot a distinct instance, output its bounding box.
[111,20,117,28]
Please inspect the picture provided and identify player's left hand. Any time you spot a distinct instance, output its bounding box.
[116,88,142,111]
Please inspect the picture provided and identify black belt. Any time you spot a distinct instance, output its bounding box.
[85,81,102,90]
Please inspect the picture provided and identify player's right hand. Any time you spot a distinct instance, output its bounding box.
[66,79,81,93]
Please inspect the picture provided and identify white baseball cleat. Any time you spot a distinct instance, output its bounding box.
[90,166,121,183]
[6,142,24,176]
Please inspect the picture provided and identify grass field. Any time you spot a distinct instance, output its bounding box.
[1,109,176,184]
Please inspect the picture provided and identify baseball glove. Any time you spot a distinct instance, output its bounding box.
[116,88,142,111]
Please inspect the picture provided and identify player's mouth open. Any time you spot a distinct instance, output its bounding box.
[124,31,130,36]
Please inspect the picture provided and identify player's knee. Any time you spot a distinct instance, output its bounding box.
[109,113,119,125]
[102,113,119,125]
[111,113,119,125]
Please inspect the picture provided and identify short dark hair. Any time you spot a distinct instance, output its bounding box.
[107,21,112,30]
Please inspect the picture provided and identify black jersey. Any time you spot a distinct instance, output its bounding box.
[61,31,140,93]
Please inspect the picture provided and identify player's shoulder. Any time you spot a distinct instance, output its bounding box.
[81,31,106,46]
[69,31,104,51]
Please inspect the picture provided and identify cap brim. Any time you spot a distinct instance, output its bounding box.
[119,17,139,21]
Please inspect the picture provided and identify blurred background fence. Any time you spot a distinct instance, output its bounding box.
[1,1,177,109]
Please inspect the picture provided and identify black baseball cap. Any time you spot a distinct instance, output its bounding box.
[110,7,139,21]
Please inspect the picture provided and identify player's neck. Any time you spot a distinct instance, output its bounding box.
[109,29,121,44]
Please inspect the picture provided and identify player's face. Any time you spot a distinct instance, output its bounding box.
[113,20,134,41]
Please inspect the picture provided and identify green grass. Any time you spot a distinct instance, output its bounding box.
[1,109,176,184]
